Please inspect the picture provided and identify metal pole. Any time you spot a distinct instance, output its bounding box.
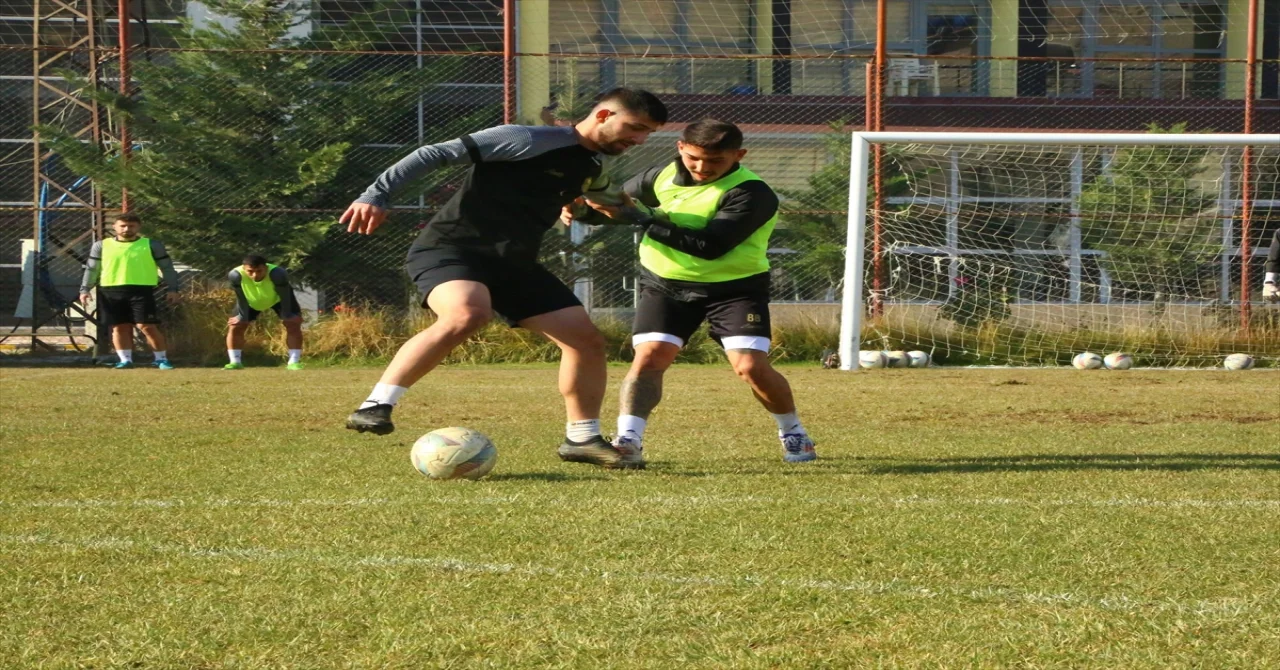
[416,0,425,214]
[1239,0,1259,332]
[503,0,515,124]
[118,0,131,211]
[32,1,42,243]
[871,0,887,318]
[864,61,874,130]
[1068,150,1084,303]
[840,135,870,370]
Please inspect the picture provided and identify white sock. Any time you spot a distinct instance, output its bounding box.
[153,351,168,362]
[228,349,242,364]
[566,419,601,443]
[116,349,133,363]
[360,383,407,409]
[772,412,804,435]
[287,349,302,364]
[616,415,647,446]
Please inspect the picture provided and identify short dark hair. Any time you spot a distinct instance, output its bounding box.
[112,213,142,225]
[681,119,743,152]
[242,254,268,268]
[596,88,668,124]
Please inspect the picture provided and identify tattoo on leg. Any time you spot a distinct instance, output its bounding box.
[619,369,664,419]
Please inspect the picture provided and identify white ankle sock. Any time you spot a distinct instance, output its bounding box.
[153,351,168,362]
[566,419,601,443]
[287,349,302,364]
[361,383,407,409]
[117,350,133,363]
[772,412,803,435]
[228,349,242,364]
[616,415,647,445]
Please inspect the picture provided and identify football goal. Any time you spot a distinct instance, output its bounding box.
[839,131,1280,369]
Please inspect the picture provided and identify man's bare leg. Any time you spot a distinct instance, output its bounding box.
[346,280,492,435]
[726,348,817,462]
[519,307,619,468]
[111,324,134,365]
[612,340,680,466]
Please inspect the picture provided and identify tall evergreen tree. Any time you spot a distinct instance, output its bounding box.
[43,0,495,303]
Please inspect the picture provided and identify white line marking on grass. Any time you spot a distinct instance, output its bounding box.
[1,533,1263,618]
[4,495,1278,511]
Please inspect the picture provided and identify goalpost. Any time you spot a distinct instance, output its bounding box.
[839,132,1280,370]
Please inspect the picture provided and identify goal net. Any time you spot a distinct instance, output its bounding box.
[839,132,1280,369]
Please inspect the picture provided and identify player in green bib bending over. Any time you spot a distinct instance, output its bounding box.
[224,254,304,370]
[572,119,817,468]
[79,213,180,369]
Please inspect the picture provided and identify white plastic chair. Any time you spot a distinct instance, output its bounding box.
[887,57,941,96]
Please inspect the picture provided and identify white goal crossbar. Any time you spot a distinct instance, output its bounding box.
[838,132,1280,370]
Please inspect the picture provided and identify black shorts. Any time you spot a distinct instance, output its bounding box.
[632,272,772,351]
[240,295,301,323]
[99,286,160,326]
[405,246,581,325]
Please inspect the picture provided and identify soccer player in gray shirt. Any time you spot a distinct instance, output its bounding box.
[340,88,667,469]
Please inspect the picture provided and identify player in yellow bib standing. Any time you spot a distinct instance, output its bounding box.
[79,213,181,369]
[572,119,817,468]
[225,254,304,370]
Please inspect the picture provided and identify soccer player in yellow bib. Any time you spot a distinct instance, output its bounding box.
[573,119,817,468]
[224,254,304,370]
[78,213,180,369]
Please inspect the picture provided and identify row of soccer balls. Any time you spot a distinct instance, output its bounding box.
[857,350,932,368]
[1071,352,1256,371]
[858,350,1259,370]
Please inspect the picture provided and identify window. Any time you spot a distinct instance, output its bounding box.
[792,0,989,96]
[553,0,755,95]
[1044,1,1225,98]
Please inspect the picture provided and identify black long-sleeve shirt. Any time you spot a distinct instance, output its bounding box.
[620,159,779,262]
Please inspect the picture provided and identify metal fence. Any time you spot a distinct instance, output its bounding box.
[2,0,1277,355]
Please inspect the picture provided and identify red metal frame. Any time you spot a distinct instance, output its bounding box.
[118,0,130,212]
[871,0,887,319]
[1240,0,1259,332]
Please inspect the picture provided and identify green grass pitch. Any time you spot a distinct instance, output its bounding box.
[2,365,1277,668]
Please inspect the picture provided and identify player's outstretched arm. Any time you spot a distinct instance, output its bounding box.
[345,126,545,235]
[341,202,388,235]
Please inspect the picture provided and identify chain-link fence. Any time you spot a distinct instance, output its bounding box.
[3,0,1277,361]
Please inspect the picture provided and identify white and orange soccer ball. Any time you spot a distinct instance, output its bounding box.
[411,427,497,480]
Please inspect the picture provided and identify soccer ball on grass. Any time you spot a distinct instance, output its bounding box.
[1103,352,1133,370]
[1223,353,1255,371]
[1072,352,1103,370]
[410,427,498,480]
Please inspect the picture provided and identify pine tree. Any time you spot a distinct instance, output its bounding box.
[43,0,495,303]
